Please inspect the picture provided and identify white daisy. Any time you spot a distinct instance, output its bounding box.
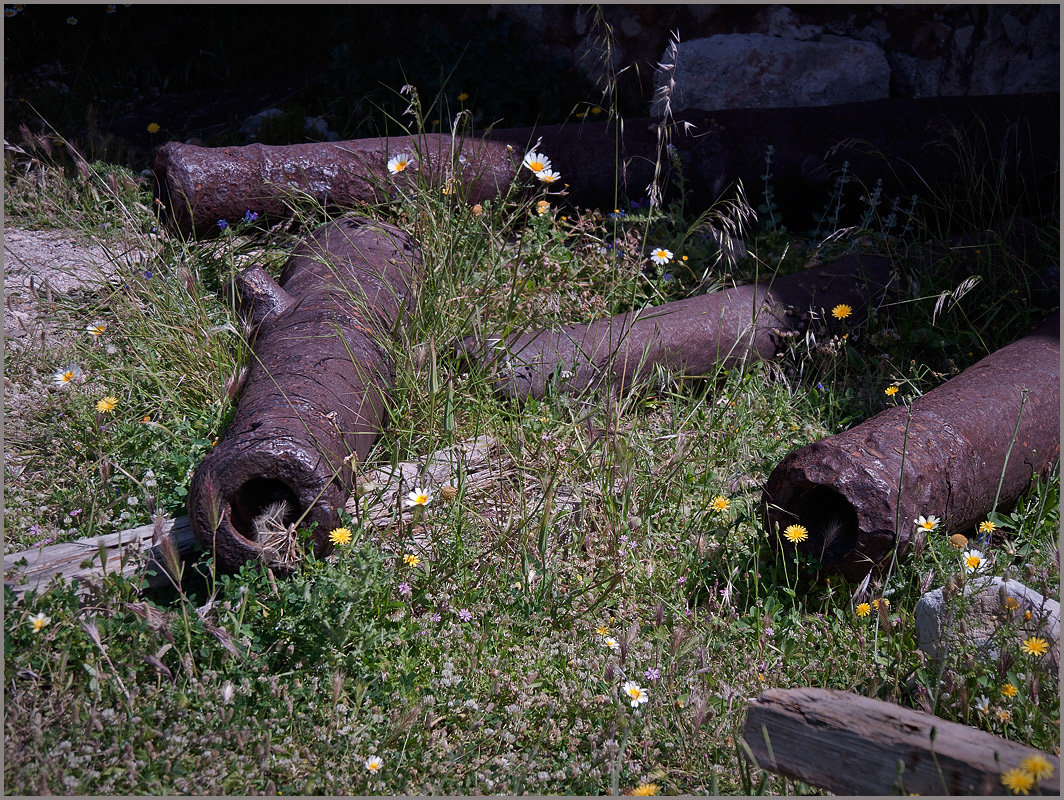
[405,488,432,508]
[650,248,673,265]
[522,150,552,174]
[914,514,941,531]
[622,680,649,708]
[536,168,561,184]
[52,364,84,387]
[962,548,986,574]
[387,153,414,175]
[364,755,384,773]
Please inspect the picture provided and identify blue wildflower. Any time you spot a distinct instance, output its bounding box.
[217,219,228,230]
[242,210,258,223]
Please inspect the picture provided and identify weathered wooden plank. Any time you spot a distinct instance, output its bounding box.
[742,687,1060,795]
[4,436,516,595]
[4,516,199,596]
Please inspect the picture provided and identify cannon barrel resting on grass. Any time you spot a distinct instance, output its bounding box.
[186,215,419,573]
[762,314,1060,581]
[152,94,1059,237]
[459,253,897,399]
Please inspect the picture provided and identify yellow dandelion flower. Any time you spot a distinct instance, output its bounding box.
[1000,767,1035,794]
[95,396,119,414]
[1021,637,1049,657]
[1001,682,1018,698]
[831,303,853,320]
[885,385,899,396]
[329,527,353,546]
[457,92,469,102]
[709,495,730,513]
[856,602,872,617]
[596,625,610,636]
[1020,754,1054,781]
[631,784,660,796]
[978,519,997,535]
[147,122,161,134]
[948,533,968,550]
[403,553,421,568]
[1004,597,1020,612]
[784,524,808,543]
[590,106,602,115]
[872,598,890,610]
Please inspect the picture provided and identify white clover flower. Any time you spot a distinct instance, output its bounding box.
[650,248,673,265]
[536,168,561,184]
[522,150,552,174]
[914,514,941,531]
[405,488,432,508]
[387,153,414,175]
[962,548,987,574]
[622,680,649,708]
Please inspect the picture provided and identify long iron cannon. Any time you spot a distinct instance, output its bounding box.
[186,216,419,573]
[153,94,1057,237]
[459,253,897,399]
[762,314,1060,581]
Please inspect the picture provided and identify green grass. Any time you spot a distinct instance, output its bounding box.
[4,99,1059,795]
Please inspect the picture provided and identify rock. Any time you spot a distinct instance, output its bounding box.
[654,33,890,114]
[969,6,1060,95]
[915,576,1060,665]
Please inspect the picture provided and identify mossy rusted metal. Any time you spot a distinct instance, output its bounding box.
[186,216,419,573]
[763,315,1060,581]
[460,253,898,399]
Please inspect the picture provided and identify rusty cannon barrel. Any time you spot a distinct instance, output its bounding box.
[459,253,897,399]
[186,215,419,573]
[152,94,1058,238]
[153,134,518,237]
[762,314,1060,581]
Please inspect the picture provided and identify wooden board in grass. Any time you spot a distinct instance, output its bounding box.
[4,516,198,597]
[742,687,1059,795]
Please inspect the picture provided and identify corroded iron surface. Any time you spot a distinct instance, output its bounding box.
[763,315,1060,580]
[153,135,518,237]
[186,216,419,573]
[460,253,897,399]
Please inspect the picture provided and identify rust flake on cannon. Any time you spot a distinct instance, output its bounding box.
[763,315,1060,581]
[186,215,419,573]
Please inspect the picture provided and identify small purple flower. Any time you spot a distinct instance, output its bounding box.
[457,608,473,623]
[430,612,442,623]
[816,382,825,391]
[143,270,153,279]
[644,667,661,682]
[217,219,228,230]
[69,508,82,518]
[398,581,412,598]
[676,576,686,585]
[242,210,259,223]
[28,524,42,538]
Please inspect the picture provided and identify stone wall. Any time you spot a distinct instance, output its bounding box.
[488,4,1059,114]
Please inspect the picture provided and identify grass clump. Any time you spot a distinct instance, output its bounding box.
[4,90,1059,795]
